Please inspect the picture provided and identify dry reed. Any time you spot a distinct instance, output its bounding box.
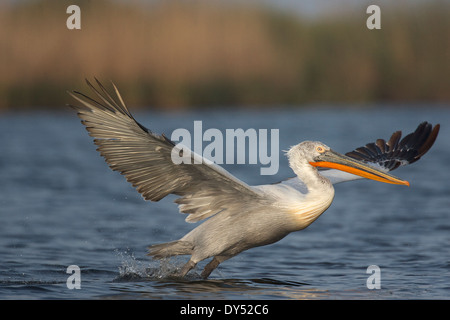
[0,0,448,110]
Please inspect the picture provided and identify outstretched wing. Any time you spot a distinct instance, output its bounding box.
[321,122,440,184]
[68,79,266,223]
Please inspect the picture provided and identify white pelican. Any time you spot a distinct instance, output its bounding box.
[69,80,440,279]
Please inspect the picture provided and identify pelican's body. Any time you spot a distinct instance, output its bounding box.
[161,150,337,277]
[69,80,439,279]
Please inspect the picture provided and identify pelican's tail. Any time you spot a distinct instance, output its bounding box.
[147,240,194,259]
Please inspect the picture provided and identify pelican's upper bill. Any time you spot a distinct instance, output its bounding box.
[310,149,410,186]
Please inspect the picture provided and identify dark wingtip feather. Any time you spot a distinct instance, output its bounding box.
[417,123,440,159]
[346,122,440,171]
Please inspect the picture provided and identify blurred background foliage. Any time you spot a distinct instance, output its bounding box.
[0,0,449,110]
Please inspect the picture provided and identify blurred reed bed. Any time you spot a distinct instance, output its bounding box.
[0,0,449,110]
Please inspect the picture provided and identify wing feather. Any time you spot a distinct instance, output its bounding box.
[321,122,439,184]
[345,122,440,171]
[69,79,265,222]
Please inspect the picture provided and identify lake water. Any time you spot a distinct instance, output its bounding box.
[0,105,449,300]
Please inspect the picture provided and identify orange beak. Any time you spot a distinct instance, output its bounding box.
[310,150,410,186]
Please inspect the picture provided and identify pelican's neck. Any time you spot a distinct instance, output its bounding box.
[289,157,332,193]
[286,157,335,231]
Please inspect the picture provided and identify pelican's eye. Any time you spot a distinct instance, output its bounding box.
[316,146,325,153]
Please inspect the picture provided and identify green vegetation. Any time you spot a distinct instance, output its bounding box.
[0,0,448,110]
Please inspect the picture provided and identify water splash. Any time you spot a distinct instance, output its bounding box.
[113,249,200,281]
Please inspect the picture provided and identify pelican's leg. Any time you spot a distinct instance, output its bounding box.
[201,256,229,279]
[177,259,197,278]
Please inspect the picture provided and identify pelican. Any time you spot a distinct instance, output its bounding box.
[69,80,440,279]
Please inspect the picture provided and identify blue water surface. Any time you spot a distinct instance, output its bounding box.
[0,105,449,299]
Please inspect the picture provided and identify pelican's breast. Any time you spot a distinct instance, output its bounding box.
[255,182,335,231]
[287,187,335,230]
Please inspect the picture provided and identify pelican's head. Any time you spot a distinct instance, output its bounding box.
[289,141,409,186]
[287,141,331,163]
